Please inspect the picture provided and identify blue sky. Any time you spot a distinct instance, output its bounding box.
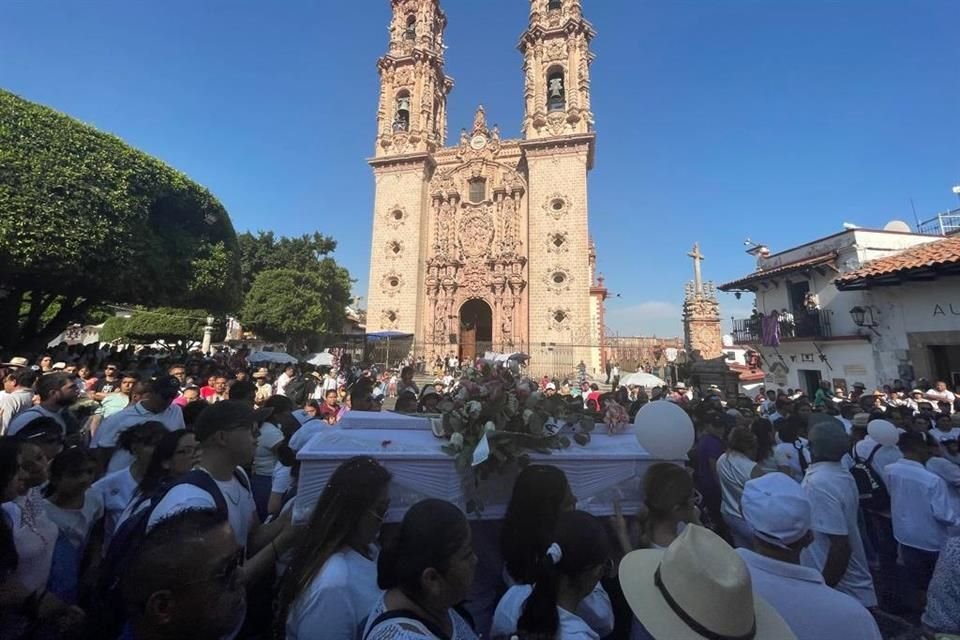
[2,1,958,337]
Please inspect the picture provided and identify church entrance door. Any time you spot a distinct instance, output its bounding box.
[459,299,493,363]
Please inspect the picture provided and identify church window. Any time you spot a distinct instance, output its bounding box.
[469,178,486,203]
[394,91,411,132]
[386,310,397,322]
[548,0,562,9]
[405,15,416,41]
[391,209,404,221]
[551,198,564,211]
[553,310,567,323]
[389,277,400,288]
[390,241,401,254]
[547,67,565,112]
[551,234,565,248]
[552,272,566,285]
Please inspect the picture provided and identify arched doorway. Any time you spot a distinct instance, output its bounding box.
[459,299,493,363]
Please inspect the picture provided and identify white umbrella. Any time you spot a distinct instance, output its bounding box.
[305,352,335,367]
[247,351,298,365]
[619,371,667,388]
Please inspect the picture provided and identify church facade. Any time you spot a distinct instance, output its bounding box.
[365,0,606,376]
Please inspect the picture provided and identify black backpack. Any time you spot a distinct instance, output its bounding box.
[91,468,250,639]
[850,443,890,513]
[284,376,315,407]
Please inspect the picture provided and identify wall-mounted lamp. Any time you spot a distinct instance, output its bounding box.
[849,305,880,335]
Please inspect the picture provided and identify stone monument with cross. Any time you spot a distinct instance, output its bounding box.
[682,242,723,360]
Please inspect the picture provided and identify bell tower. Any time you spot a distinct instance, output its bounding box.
[366,0,454,337]
[374,0,453,157]
[520,0,601,376]
[518,0,596,140]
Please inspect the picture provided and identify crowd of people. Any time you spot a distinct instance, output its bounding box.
[0,344,958,639]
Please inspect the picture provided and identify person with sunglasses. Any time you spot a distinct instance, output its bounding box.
[121,508,246,640]
[91,421,168,552]
[279,456,392,640]
[146,401,298,636]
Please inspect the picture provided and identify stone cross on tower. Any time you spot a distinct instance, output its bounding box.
[688,243,704,294]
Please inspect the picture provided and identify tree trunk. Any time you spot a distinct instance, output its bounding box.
[0,289,24,353]
[20,295,92,354]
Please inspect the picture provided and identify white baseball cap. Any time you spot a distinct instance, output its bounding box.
[741,472,811,549]
[545,382,556,390]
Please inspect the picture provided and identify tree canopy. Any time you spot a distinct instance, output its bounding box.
[237,231,338,296]
[98,307,227,344]
[0,89,241,351]
[241,266,351,351]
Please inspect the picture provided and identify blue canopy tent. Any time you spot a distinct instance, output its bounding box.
[365,331,414,370]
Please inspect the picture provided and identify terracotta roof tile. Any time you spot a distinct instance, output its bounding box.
[719,253,837,291]
[834,236,960,289]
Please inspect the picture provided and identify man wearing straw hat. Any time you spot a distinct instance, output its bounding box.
[619,525,795,639]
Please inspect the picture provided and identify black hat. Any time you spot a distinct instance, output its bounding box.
[13,417,64,442]
[150,375,181,398]
[194,400,273,441]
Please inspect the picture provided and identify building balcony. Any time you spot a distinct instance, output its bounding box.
[731,309,833,345]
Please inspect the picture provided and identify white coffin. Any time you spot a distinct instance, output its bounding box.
[294,425,665,524]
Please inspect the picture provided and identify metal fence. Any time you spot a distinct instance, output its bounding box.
[732,308,833,344]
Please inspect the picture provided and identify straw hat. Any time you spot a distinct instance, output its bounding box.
[619,525,795,640]
[1,357,29,369]
[252,368,269,379]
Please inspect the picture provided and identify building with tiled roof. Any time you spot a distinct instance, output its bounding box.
[834,236,960,290]
[718,226,960,394]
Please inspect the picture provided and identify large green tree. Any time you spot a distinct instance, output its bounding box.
[237,231,338,296]
[0,89,241,351]
[241,267,351,351]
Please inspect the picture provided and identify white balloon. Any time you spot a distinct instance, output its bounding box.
[633,400,695,459]
[867,419,899,447]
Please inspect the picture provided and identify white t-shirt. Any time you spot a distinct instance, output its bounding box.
[883,459,960,552]
[0,389,34,434]
[717,451,757,519]
[254,422,284,476]
[147,468,256,547]
[286,547,381,640]
[6,405,67,436]
[491,584,599,639]
[363,593,477,640]
[91,402,185,473]
[931,428,960,443]
[800,462,877,607]
[90,467,138,551]
[42,491,104,554]
[737,549,881,640]
[2,497,58,592]
[272,462,293,495]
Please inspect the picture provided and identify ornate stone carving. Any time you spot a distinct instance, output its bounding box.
[543,193,570,219]
[384,239,404,259]
[458,207,495,259]
[546,232,568,253]
[385,204,408,228]
[548,307,572,330]
[544,267,573,293]
[380,271,405,297]
[382,309,399,330]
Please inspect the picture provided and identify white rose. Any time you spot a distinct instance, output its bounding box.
[450,432,465,449]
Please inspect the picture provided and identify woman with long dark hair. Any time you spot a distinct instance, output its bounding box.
[113,429,200,530]
[500,465,613,637]
[492,511,611,639]
[90,420,167,551]
[280,456,392,640]
[362,499,478,640]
